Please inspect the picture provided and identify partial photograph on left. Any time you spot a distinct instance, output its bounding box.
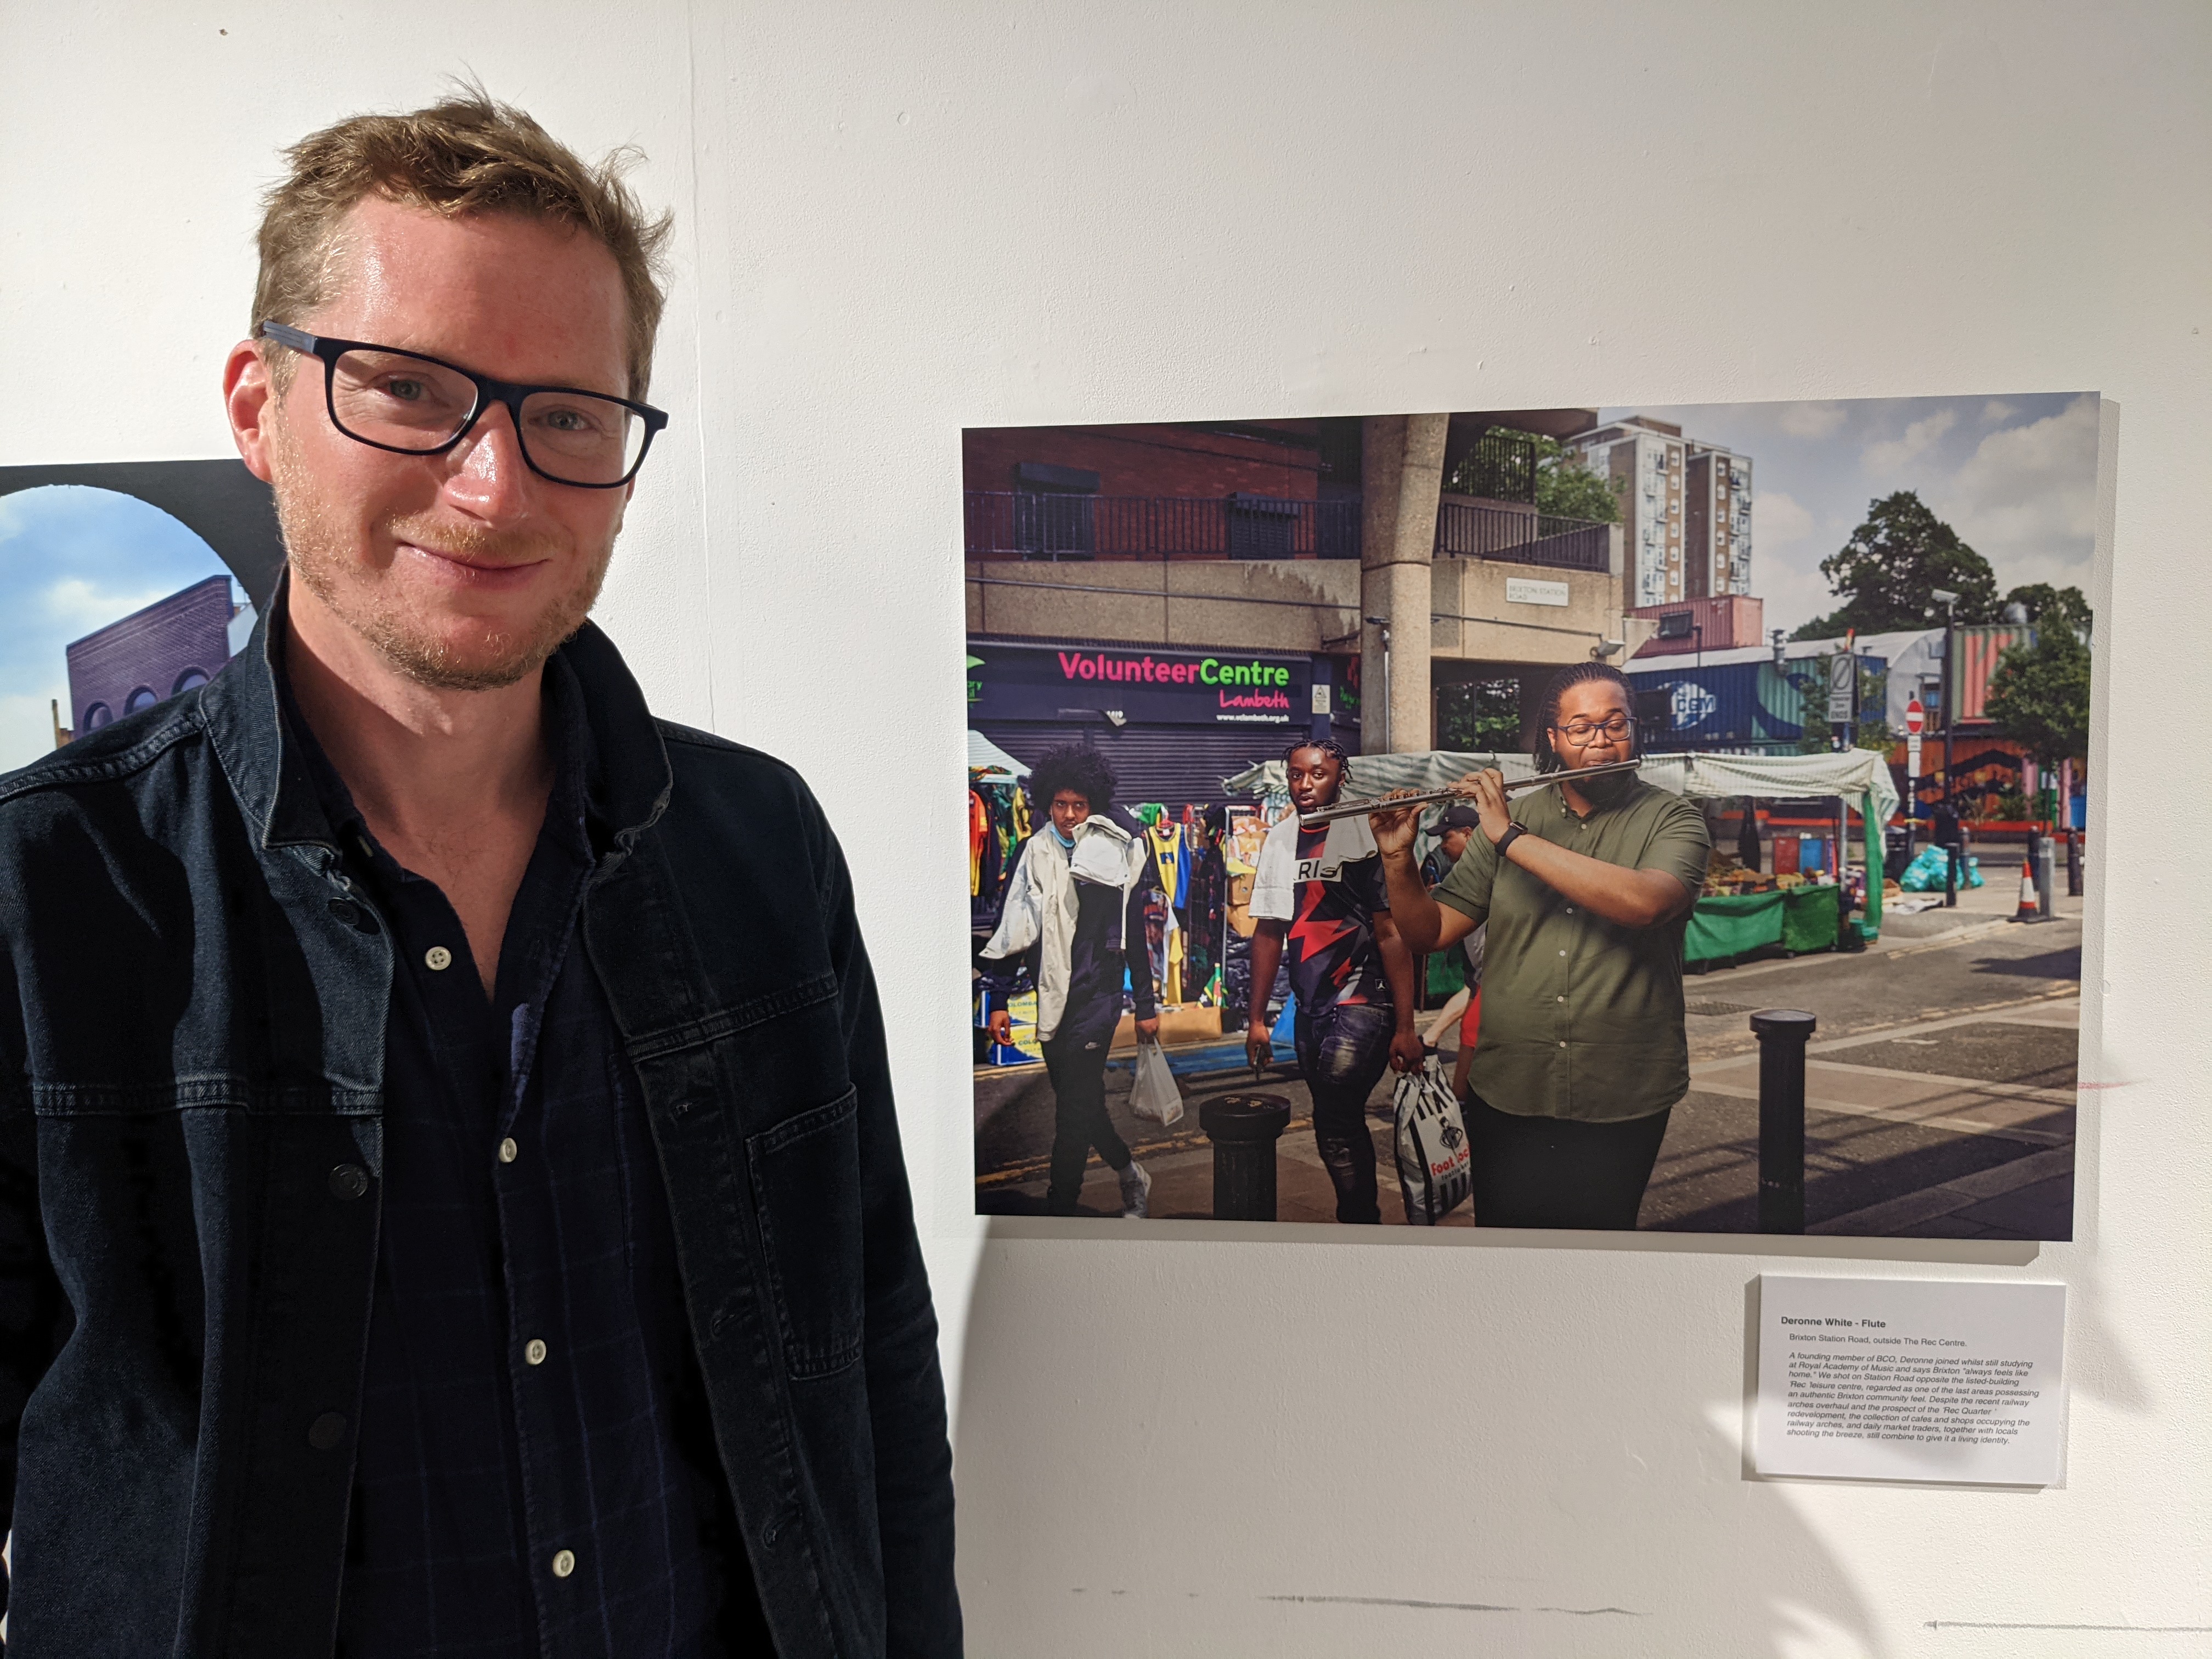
[0,460,284,775]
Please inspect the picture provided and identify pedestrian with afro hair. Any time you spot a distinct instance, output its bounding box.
[979,744,1163,1216]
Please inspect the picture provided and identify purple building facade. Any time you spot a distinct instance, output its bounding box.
[67,575,238,734]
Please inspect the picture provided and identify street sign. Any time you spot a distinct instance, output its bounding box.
[1906,697,1925,737]
[1908,735,1922,778]
[1826,653,1855,724]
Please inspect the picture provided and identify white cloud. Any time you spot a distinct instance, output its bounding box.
[1981,399,2017,424]
[1936,393,2100,591]
[1776,402,1848,439]
[1757,489,1816,551]
[37,577,176,634]
[1861,408,1958,475]
[0,691,68,775]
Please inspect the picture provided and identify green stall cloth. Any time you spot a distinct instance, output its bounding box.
[1686,884,1842,965]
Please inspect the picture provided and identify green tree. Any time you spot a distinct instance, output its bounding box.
[1436,678,1523,752]
[1789,492,1998,639]
[2002,582,2092,636]
[1448,429,1621,524]
[1984,625,2091,764]
[1531,438,1620,524]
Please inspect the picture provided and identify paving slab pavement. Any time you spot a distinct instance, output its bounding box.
[974,911,2081,1239]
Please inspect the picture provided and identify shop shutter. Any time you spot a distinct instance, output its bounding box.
[972,721,1306,810]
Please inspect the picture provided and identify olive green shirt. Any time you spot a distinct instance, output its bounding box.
[1434,778,1711,1122]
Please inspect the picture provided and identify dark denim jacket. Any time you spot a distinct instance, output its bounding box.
[0,600,960,1658]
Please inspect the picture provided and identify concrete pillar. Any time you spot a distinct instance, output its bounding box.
[1359,413,1448,753]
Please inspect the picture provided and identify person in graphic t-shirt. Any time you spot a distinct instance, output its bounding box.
[1244,738,1423,1223]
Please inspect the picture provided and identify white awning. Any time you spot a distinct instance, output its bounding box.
[1223,747,1898,825]
[967,730,1030,779]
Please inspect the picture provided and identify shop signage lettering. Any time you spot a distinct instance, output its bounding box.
[968,641,1311,727]
[1053,650,1291,690]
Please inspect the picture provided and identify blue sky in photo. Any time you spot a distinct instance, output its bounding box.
[1594,392,2100,639]
[0,486,239,774]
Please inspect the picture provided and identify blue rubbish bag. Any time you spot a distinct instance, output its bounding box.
[1898,845,1984,892]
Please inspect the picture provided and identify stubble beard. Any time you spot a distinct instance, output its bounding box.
[272,445,613,692]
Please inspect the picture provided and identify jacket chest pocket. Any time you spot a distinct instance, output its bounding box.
[746,1088,864,1379]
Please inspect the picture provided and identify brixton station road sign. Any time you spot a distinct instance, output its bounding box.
[1906,697,1925,737]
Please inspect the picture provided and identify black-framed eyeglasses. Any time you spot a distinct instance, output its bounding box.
[1554,715,1632,746]
[258,321,668,489]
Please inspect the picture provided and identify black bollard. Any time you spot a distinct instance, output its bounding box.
[1200,1093,1293,1221]
[2066,830,2083,898]
[1751,1009,1818,1234]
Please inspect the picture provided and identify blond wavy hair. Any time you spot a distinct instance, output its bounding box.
[253,87,673,397]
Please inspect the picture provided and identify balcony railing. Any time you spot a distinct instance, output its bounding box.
[962,490,1610,573]
[963,492,1362,561]
[1441,429,1541,503]
[1434,500,1612,572]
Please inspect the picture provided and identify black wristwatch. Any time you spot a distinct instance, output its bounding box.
[1494,823,1527,859]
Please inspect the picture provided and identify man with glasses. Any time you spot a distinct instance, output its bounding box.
[1370,663,1710,1231]
[0,93,957,1656]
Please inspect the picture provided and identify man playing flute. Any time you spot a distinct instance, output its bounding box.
[1369,664,1711,1230]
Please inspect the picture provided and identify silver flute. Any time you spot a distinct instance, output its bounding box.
[1296,758,1646,828]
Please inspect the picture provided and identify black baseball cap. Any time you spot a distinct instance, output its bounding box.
[1437,804,1482,831]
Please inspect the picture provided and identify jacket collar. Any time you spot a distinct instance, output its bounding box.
[200,566,673,856]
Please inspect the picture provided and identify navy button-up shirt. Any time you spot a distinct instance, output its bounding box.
[284,659,770,1657]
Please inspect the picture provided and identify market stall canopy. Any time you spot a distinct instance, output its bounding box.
[967,730,1030,780]
[1224,747,1898,828]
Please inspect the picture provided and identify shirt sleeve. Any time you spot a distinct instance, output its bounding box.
[1433,821,1499,927]
[1248,819,1299,922]
[1641,795,1715,894]
[1123,847,1159,1019]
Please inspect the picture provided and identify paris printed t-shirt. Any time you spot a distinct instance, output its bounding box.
[1249,812,1393,1012]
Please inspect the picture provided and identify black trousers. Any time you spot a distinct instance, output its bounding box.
[1041,991,1131,1215]
[1293,1002,1396,1225]
[1465,1093,1671,1230]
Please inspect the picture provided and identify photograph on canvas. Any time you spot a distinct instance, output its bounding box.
[963,397,2097,1239]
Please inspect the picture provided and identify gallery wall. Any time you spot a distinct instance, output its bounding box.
[3,5,2206,1654]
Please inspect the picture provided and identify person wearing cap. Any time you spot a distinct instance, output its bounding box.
[1423,802,1483,887]
[1423,803,1489,1103]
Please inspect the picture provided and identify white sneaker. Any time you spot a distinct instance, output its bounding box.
[1118,1160,1153,1218]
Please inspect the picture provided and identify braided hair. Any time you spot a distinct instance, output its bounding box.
[1532,662,1636,774]
[1283,734,1353,795]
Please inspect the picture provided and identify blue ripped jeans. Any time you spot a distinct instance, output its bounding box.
[1293,1001,1396,1224]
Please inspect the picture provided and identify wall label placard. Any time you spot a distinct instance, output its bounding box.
[1753,1276,2067,1486]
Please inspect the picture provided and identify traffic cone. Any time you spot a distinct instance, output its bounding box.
[2013,856,2040,922]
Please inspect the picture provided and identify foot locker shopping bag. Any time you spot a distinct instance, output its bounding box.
[1392,1057,1472,1224]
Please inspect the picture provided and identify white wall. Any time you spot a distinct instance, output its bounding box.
[4,5,2207,1654]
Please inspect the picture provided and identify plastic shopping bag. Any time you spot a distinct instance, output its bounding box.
[1392,1056,1472,1225]
[1128,1037,1184,1128]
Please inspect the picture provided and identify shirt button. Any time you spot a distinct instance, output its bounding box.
[329,1163,369,1200]
[1557,995,1565,1002]
[551,1549,577,1579]
[1559,949,1567,956]
[1560,1040,1568,1048]
[525,1338,548,1366]
[425,945,454,972]
[308,1411,347,1450]
[498,1137,518,1164]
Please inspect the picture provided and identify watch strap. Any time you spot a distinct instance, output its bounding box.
[1494,822,1527,858]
